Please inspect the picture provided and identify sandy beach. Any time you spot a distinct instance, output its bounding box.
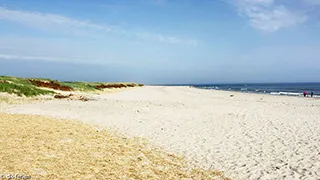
[2,86,320,179]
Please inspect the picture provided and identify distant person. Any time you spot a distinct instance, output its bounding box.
[303,91,307,97]
[311,92,314,97]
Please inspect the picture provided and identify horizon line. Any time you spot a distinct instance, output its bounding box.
[149,82,320,86]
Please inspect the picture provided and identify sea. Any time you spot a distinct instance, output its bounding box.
[190,83,320,97]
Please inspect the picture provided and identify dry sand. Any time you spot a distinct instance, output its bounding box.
[2,86,320,179]
[0,113,226,180]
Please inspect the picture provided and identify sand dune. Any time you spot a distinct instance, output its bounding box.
[2,86,320,179]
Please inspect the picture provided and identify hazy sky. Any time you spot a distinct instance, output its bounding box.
[0,0,319,84]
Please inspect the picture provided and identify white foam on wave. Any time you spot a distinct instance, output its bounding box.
[270,92,303,96]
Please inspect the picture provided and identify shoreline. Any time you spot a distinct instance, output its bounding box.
[187,85,320,99]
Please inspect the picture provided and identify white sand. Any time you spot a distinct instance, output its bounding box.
[2,86,320,179]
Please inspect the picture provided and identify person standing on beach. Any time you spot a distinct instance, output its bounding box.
[303,91,307,97]
[311,92,314,97]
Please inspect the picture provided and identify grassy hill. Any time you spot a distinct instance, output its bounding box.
[0,76,143,97]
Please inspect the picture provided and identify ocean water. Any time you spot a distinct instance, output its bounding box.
[193,83,320,97]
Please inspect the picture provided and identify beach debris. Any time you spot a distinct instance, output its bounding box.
[54,94,72,99]
[53,93,93,101]
[230,94,234,97]
[76,95,95,102]
[79,96,90,102]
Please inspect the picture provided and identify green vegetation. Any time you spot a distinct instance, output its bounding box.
[0,76,144,97]
[60,81,143,91]
[59,81,102,92]
[0,76,32,86]
[0,82,54,97]
[0,76,54,97]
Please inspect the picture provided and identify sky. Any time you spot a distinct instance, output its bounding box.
[0,0,319,84]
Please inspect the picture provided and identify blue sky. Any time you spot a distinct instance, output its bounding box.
[0,0,319,84]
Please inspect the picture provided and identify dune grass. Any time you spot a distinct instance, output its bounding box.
[61,81,143,92]
[0,76,32,86]
[59,81,99,92]
[0,76,144,97]
[0,82,54,97]
[0,113,229,180]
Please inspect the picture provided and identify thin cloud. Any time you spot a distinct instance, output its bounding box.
[0,53,129,65]
[0,7,196,46]
[233,0,307,32]
[0,7,113,33]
